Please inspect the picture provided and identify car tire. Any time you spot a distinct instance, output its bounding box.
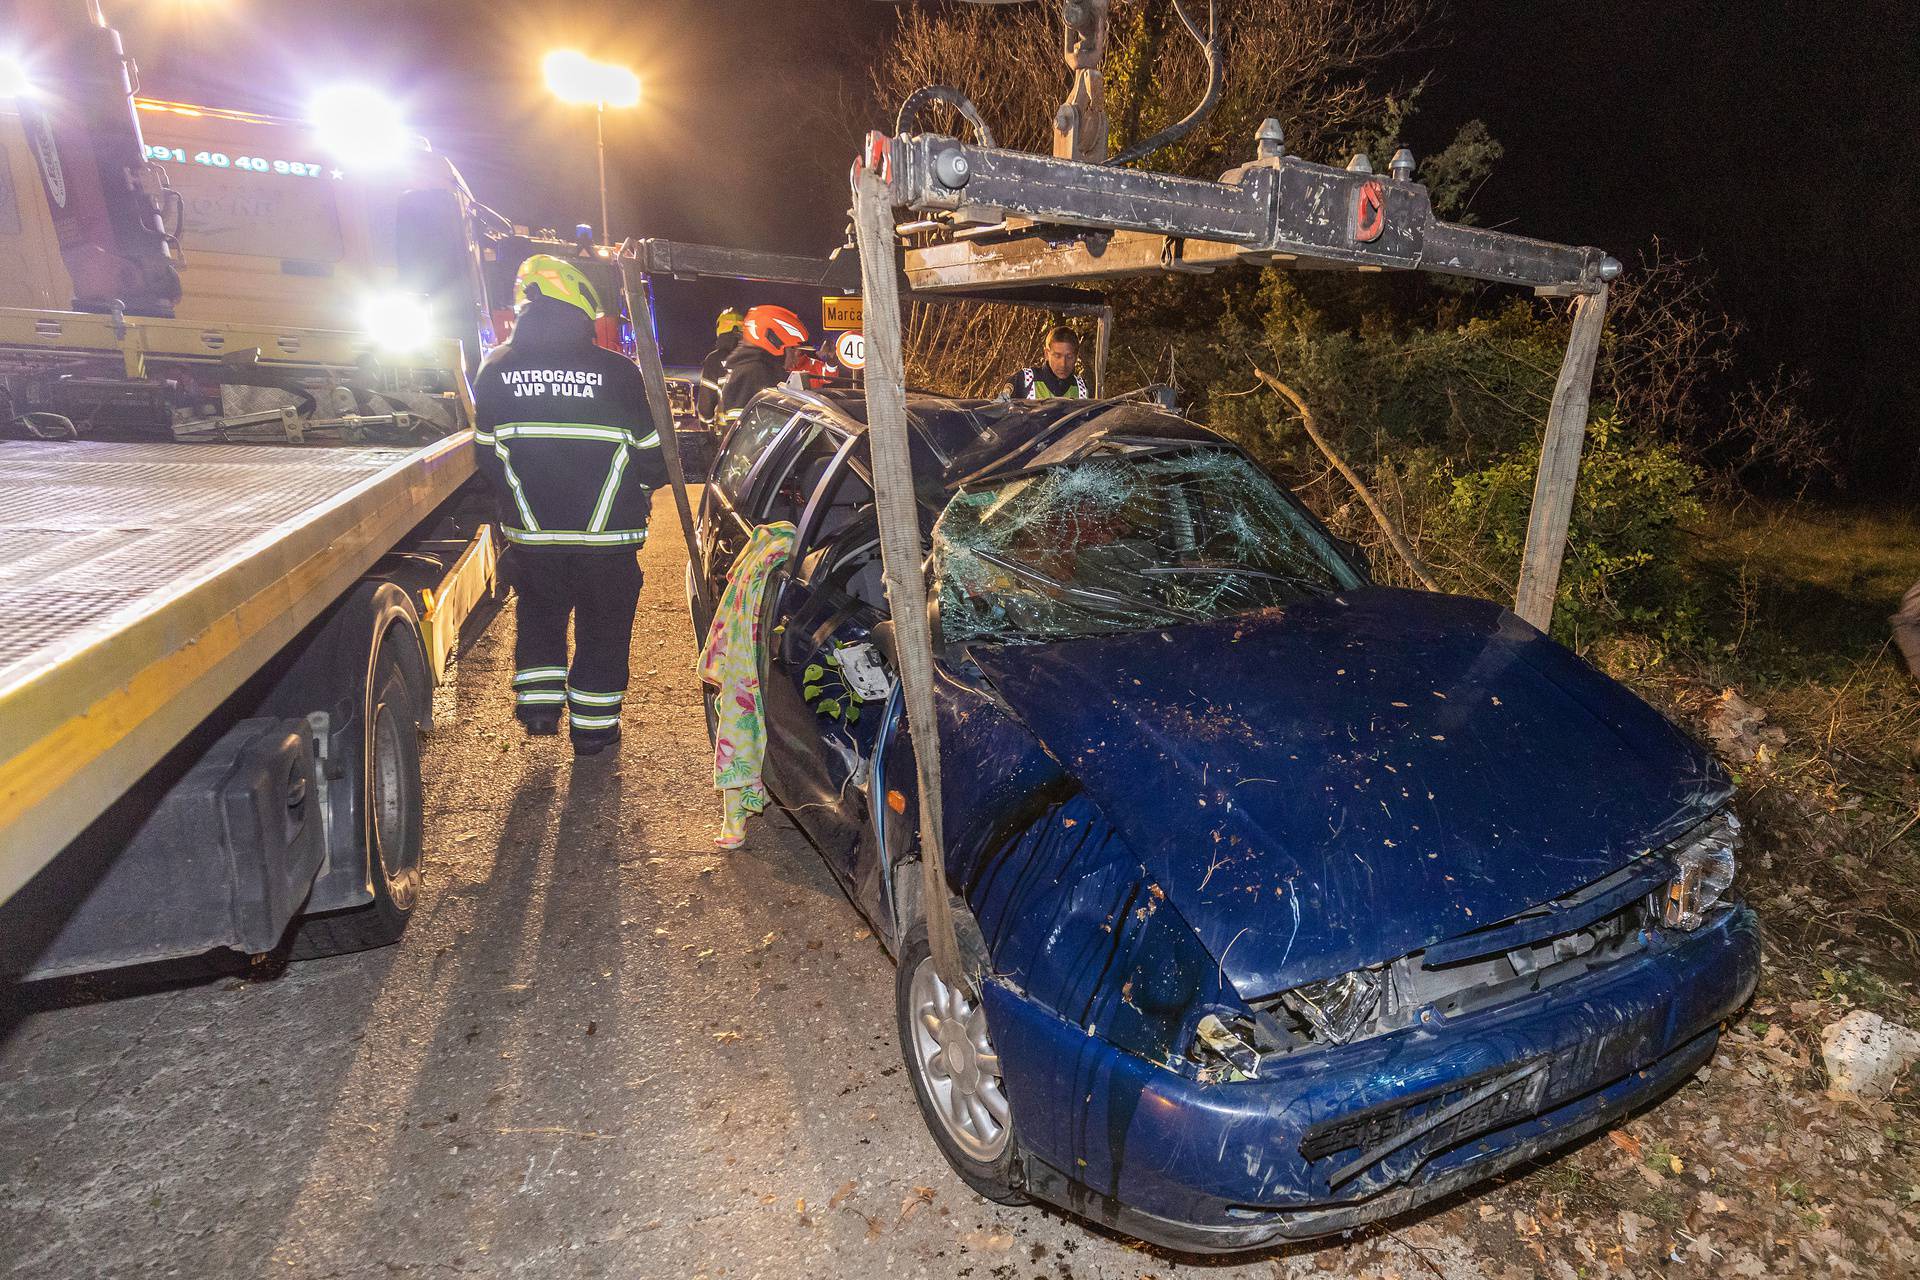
[896,923,1029,1205]
[288,632,425,959]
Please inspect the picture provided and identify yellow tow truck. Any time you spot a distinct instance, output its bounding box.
[0,3,523,976]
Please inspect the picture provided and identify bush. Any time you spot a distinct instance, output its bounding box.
[1436,414,1706,646]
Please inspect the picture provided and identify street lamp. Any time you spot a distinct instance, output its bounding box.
[542,50,640,244]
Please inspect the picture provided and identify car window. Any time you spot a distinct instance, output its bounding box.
[934,446,1364,646]
[714,403,798,501]
[754,417,841,528]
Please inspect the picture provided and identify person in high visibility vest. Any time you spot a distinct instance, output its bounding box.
[695,308,743,428]
[472,254,667,756]
[1006,324,1089,400]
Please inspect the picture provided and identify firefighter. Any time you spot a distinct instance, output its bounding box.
[694,307,743,428]
[1006,324,1089,400]
[716,304,809,425]
[472,254,666,756]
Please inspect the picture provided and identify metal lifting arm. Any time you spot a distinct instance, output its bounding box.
[883,132,1617,295]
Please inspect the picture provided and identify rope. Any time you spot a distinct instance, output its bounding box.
[852,165,970,992]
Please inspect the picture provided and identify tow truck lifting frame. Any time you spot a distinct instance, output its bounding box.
[846,120,1618,988]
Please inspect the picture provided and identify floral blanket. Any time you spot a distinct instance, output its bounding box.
[697,522,796,844]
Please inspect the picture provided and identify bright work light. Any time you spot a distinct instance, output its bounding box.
[358,290,435,354]
[0,52,34,100]
[542,51,640,109]
[310,85,414,170]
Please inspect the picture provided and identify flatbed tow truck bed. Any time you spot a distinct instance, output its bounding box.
[0,433,475,907]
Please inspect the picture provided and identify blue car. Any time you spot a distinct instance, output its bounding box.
[690,387,1759,1251]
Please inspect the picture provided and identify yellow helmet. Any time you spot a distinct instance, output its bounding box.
[513,253,603,321]
[715,308,744,337]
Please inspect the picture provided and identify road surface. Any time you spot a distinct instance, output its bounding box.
[0,497,1511,1279]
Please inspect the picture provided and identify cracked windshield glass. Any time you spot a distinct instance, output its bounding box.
[935,447,1364,645]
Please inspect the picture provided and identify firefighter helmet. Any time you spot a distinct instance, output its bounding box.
[740,305,808,358]
[513,253,604,321]
[715,307,744,336]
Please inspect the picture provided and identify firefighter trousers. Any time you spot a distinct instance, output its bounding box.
[509,548,644,746]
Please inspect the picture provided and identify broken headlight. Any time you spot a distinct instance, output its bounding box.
[1281,968,1384,1044]
[1186,968,1389,1080]
[1662,811,1739,931]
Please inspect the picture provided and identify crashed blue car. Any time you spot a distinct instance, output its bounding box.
[690,387,1759,1251]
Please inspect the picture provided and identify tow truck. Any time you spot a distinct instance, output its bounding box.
[0,2,519,977]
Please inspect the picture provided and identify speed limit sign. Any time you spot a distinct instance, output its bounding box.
[835,330,866,370]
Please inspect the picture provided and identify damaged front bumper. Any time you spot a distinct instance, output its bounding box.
[983,903,1760,1252]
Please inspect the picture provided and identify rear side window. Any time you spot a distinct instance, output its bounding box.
[714,403,797,500]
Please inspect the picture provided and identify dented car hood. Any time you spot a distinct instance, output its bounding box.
[969,587,1728,998]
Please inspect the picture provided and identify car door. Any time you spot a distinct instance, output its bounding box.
[763,514,891,894]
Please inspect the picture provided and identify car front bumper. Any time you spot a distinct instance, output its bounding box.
[983,903,1760,1252]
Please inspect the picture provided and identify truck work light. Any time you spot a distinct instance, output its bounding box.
[357,290,435,355]
[0,52,34,100]
[310,85,414,170]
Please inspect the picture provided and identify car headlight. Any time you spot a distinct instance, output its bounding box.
[1282,968,1385,1043]
[1662,811,1739,931]
[1186,967,1388,1081]
[358,291,435,354]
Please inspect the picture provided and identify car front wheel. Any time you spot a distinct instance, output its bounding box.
[896,924,1029,1205]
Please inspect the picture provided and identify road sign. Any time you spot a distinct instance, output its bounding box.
[822,295,864,331]
[835,330,866,370]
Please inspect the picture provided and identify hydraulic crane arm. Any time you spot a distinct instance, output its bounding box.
[13,0,182,316]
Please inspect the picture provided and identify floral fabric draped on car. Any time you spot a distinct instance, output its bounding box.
[934,447,1364,646]
[698,521,796,847]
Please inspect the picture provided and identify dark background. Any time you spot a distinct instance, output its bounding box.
[108,0,1916,488]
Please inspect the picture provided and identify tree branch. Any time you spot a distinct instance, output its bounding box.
[1253,366,1440,591]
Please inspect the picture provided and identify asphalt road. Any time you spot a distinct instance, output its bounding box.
[0,499,1503,1280]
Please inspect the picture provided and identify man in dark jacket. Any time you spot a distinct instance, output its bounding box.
[473,254,666,755]
[1006,324,1089,400]
[694,308,742,428]
[716,304,809,427]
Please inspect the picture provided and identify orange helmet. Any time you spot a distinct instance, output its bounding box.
[740,305,808,358]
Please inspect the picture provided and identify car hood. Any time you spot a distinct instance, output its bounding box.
[969,587,1727,997]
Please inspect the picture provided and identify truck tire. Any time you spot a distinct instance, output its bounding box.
[288,628,426,959]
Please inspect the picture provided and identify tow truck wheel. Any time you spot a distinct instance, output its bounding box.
[289,631,425,958]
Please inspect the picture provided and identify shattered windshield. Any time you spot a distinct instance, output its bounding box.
[935,447,1365,645]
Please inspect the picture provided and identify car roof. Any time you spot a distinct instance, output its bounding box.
[763,386,1231,494]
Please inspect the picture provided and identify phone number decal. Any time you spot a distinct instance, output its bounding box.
[145,144,330,179]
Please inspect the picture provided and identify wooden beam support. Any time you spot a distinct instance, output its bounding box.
[1514,286,1609,631]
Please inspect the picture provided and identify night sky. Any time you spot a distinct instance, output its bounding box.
[107,0,1916,485]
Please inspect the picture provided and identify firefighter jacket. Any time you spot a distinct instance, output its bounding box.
[695,330,740,426]
[716,345,785,425]
[1007,365,1089,400]
[472,297,667,552]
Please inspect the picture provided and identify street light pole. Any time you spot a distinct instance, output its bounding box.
[542,50,639,243]
[596,100,610,242]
